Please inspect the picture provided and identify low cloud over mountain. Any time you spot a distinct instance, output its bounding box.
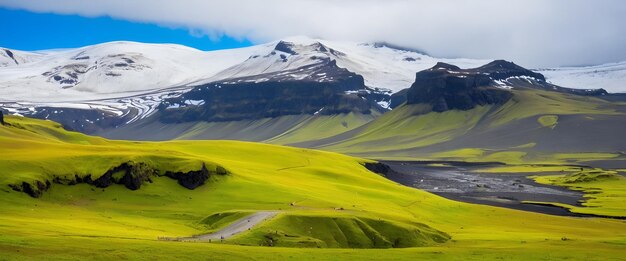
[2,0,626,67]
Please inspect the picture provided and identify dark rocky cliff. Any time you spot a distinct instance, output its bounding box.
[159,59,385,123]
[406,62,514,112]
[405,60,606,112]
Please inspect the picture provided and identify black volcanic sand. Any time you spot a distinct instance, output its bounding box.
[381,161,587,217]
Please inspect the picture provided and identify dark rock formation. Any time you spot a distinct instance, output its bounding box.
[406,62,514,112]
[53,174,88,185]
[473,60,545,81]
[165,163,222,189]
[274,41,298,55]
[0,111,4,125]
[389,89,409,109]
[9,180,51,198]
[165,164,208,189]
[4,49,19,65]
[475,60,606,96]
[405,60,607,112]
[159,59,384,123]
[363,162,392,176]
[10,161,228,198]
[89,162,156,190]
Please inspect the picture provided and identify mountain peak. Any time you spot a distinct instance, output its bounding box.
[430,62,461,71]
[275,35,323,45]
[272,39,344,58]
[408,62,513,112]
[479,60,525,70]
[476,60,545,81]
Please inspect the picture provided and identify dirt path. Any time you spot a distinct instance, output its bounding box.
[172,211,279,242]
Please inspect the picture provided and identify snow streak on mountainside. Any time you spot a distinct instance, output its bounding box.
[0,48,44,67]
[537,62,626,93]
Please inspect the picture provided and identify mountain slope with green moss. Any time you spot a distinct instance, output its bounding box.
[296,88,626,166]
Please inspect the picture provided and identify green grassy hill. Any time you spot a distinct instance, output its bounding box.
[1,115,626,260]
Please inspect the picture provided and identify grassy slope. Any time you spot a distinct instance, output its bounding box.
[487,88,617,127]
[474,165,626,218]
[263,112,379,145]
[98,112,377,143]
[307,88,626,165]
[1,116,626,259]
[531,170,626,217]
[314,104,492,157]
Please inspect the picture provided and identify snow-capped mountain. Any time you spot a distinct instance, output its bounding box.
[0,42,259,129]
[200,36,490,93]
[160,56,385,123]
[0,36,624,133]
[0,41,257,102]
[0,36,484,130]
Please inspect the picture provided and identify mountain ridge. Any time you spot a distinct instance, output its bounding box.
[0,37,624,139]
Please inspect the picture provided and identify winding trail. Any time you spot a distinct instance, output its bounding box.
[173,211,279,242]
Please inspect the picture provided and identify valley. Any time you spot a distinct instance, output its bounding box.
[1,115,626,260]
[1,36,626,260]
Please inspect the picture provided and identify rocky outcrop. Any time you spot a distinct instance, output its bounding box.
[0,111,4,125]
[10,161,228,198]
[88,162,156,190]
[9,180,51,198]
[3,49,19,65]
[472,60,545,81]
[389,89,409,109]
[476,60,606,96]
[405,60,607,113]
[274,41,298,55]
[363,162,393,176]
[159,59,385,123]
[166,163,218,189]
[406,62,514,112]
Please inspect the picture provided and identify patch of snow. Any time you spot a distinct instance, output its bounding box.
[313,107,324,115]
[536,61,626,93]
[166,103,181,109]
[377,100,391,109]
[184,99,205,106]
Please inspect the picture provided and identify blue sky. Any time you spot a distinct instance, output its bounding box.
[0,7,252,51]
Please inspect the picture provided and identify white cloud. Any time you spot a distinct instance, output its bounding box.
[2,0,625,67]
